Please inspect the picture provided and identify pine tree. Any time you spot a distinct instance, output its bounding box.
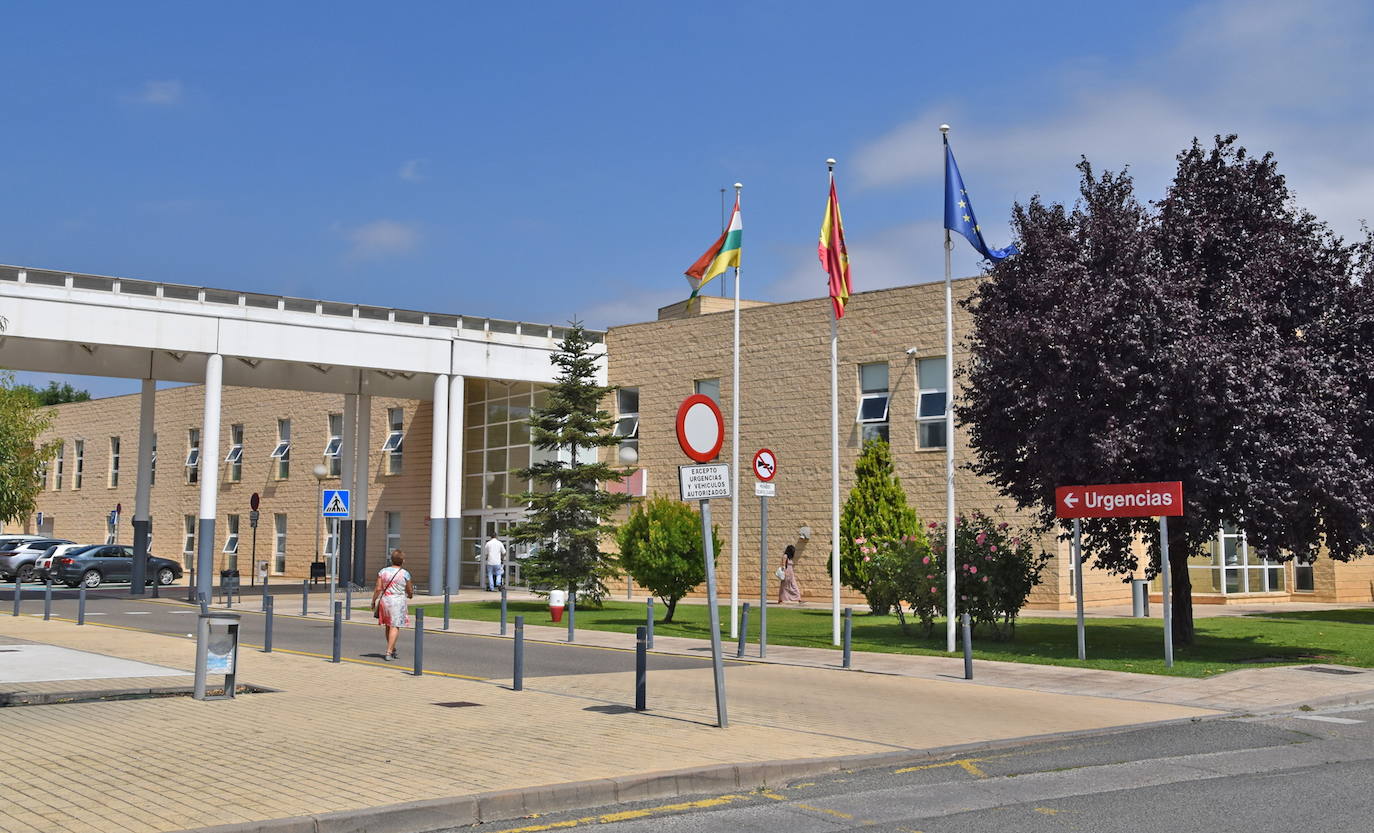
[509,323,631,605]
[835,438,921,615]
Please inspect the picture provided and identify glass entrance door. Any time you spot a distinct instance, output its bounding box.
[461,513,530,587]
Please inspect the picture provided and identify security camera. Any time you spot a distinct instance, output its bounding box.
[904,347,919,356]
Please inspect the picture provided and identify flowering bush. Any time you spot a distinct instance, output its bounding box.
[836,439,921,615]
[923,510,1051,640]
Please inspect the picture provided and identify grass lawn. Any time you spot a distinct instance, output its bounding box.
[412,598,1374,678]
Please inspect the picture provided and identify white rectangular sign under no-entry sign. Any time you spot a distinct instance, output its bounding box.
[754,481,775,497]
[680,464,731,501]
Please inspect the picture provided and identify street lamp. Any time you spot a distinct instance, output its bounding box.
[313,463,330,608]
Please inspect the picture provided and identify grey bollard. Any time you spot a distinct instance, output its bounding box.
[513,615,524,691]
[151,573,160,598]
[43,579,52,621]
[1132,579,1150,617]
[261,582,269,612]
[11,581,18,616]
[345,582,353,620]
[842,607,853,669]
[962,612,973,680]
[413,608,424,676]
[331,601,342,663]
[635,625,647,711]
[78,586,86,625]
[443,590,451,631]
[646,597,654,649]
[263,595,274,652]
[187,566,196,603]
[302,580,309,616]
[500,582,508,635]
[736,602,751,658]
[567,591,576,643]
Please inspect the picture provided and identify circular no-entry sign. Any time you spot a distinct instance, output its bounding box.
[752,448,777,481]
[675,394,725,463]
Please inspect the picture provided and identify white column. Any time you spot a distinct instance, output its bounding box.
[195,354,223,602]
[428,374,449,593]
[445,375,464,593]
[352,392,371,585]
[339,394,357,583]
[130,378,155,593]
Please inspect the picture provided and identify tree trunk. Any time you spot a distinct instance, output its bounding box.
[662,597,677,624]
[1168,525,1195,646]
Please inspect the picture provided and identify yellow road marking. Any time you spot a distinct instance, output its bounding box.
[758,790,787,801]
[496,793,757,832]
[795,803,854,820]
[1034,807,1062,815]
[893,757,988,778]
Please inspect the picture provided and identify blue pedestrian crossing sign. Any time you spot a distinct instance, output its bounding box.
[322,489,350,518]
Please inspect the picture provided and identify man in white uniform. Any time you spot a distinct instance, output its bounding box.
[482,535,507,591]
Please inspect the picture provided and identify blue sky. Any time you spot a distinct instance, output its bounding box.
[4,0,1372,397]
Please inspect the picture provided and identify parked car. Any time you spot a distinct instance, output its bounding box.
[52,545,183,588]
[34,544,98,582]
[0,538,74,583]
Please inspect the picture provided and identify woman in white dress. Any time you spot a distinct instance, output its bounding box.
[371,549,414,661]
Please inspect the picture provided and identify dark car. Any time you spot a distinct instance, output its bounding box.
[52,545,183,588]
[0,538,74,582]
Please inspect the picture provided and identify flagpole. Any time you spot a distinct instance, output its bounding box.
[827,158,842,647]
[940,124,957,653]
[730,182,742,640]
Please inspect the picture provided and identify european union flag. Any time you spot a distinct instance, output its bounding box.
[944,137,1017,262]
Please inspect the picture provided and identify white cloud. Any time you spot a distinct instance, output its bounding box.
[344,220,422,260]
[398,159,428,182]
[125,80,184,106]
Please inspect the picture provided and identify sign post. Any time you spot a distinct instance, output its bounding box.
[249,493,261,590]
[1055,481,1183,668]
[752,448,776,658]
[322,490,350,614]
[676,394,729,728]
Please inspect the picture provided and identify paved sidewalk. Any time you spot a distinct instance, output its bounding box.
[0,611,1216,833]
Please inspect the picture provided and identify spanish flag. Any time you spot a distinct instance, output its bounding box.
[818,178,851,318]
[684,196,742,301]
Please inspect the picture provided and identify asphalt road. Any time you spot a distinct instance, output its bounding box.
[458,706,1374,833]
[8,585,749,681]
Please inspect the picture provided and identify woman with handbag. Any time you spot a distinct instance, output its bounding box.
[371,549,414,661]
[777,545,802,604]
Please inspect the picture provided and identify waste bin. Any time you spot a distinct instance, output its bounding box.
[548,588,566,623]
[194,611,241,700]
[1131,579,1150,618]
[309,562,327,583]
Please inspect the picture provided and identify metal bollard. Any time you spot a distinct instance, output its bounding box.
[646,597,654,650]
[187,566,196,603]
[567,591,576,642]
[345,583,352,621]
[43,579,52,621]
[500,582,508,635]
[226,579,234,609]
[302,580,309,616]
[413,608,424,676]
[261,583,269,612]
[11,581,18,616]
[78,586,87,625]
[331,601,342,663]
[635,625,647,711]
[151,574,160,598]
[513,615,524,691]
[842,607,853,669]
[443,590,451,631]
[736,602,751,658]
[961,612,973,680]
[263,595,274,652]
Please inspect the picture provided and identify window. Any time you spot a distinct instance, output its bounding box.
[324,413,343,476]
[224,515,240,569]
[150,434,157,486]
[105,515,116,545]
[55,444,65,490]
[1295,560,1315,592]
[858,362,890,443]
[185,428,201,484]
[386,511,402,556]
[272,419,291,479]
[273,514,287,573]
[1178,523,1286,595]
[324,517,339,562]
[383,408,405,474]
[614,386,640,464]
[109,437,121,488]
[694,378,720,404]
[39,459,48,491]
[917,357,948,449]
[183,515,196,568]
[226,424,243,482]
[73,440,84,489]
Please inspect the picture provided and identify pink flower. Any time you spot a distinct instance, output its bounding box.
[921,556,930,565]
[926,574,934,579]
[929,587,937,594]
[982,576,989,583]
[989,545,997,552]
[969,566,978,574]
[985,555,992,562]
[960,594,967,600]
[998,522,1010,531]
[975,532,987,545]
[862,555,871,563]
[929,522,937,529]
[854,537,867,544]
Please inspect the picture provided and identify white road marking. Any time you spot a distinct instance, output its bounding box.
[124,611,152,615]
[1295,715,1363,725]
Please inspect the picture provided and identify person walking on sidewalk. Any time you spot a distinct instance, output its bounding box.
[777,545,802,604]
[482,535,507,591]
[371,549,414,661]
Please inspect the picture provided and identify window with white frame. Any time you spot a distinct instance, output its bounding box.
[55,444,65,490]
[226,424,243,482]
[858,363,890,443]
[109,436,121,488]
[614,387,639,464]
[73,440,85,489]
[386,512,402,556]
[383,407,405,474]
[39,459,48,491]
[271,419,291,479]
[182,515,196,568]
[694,378,721,404]
[224,514,240,569]
[917,357,948,449]
[273,514,287,573]
[185,428,201,484]
[324,413,343,476]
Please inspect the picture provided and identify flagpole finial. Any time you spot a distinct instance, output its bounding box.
[939,124,950,134]
[733,182,742,191]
